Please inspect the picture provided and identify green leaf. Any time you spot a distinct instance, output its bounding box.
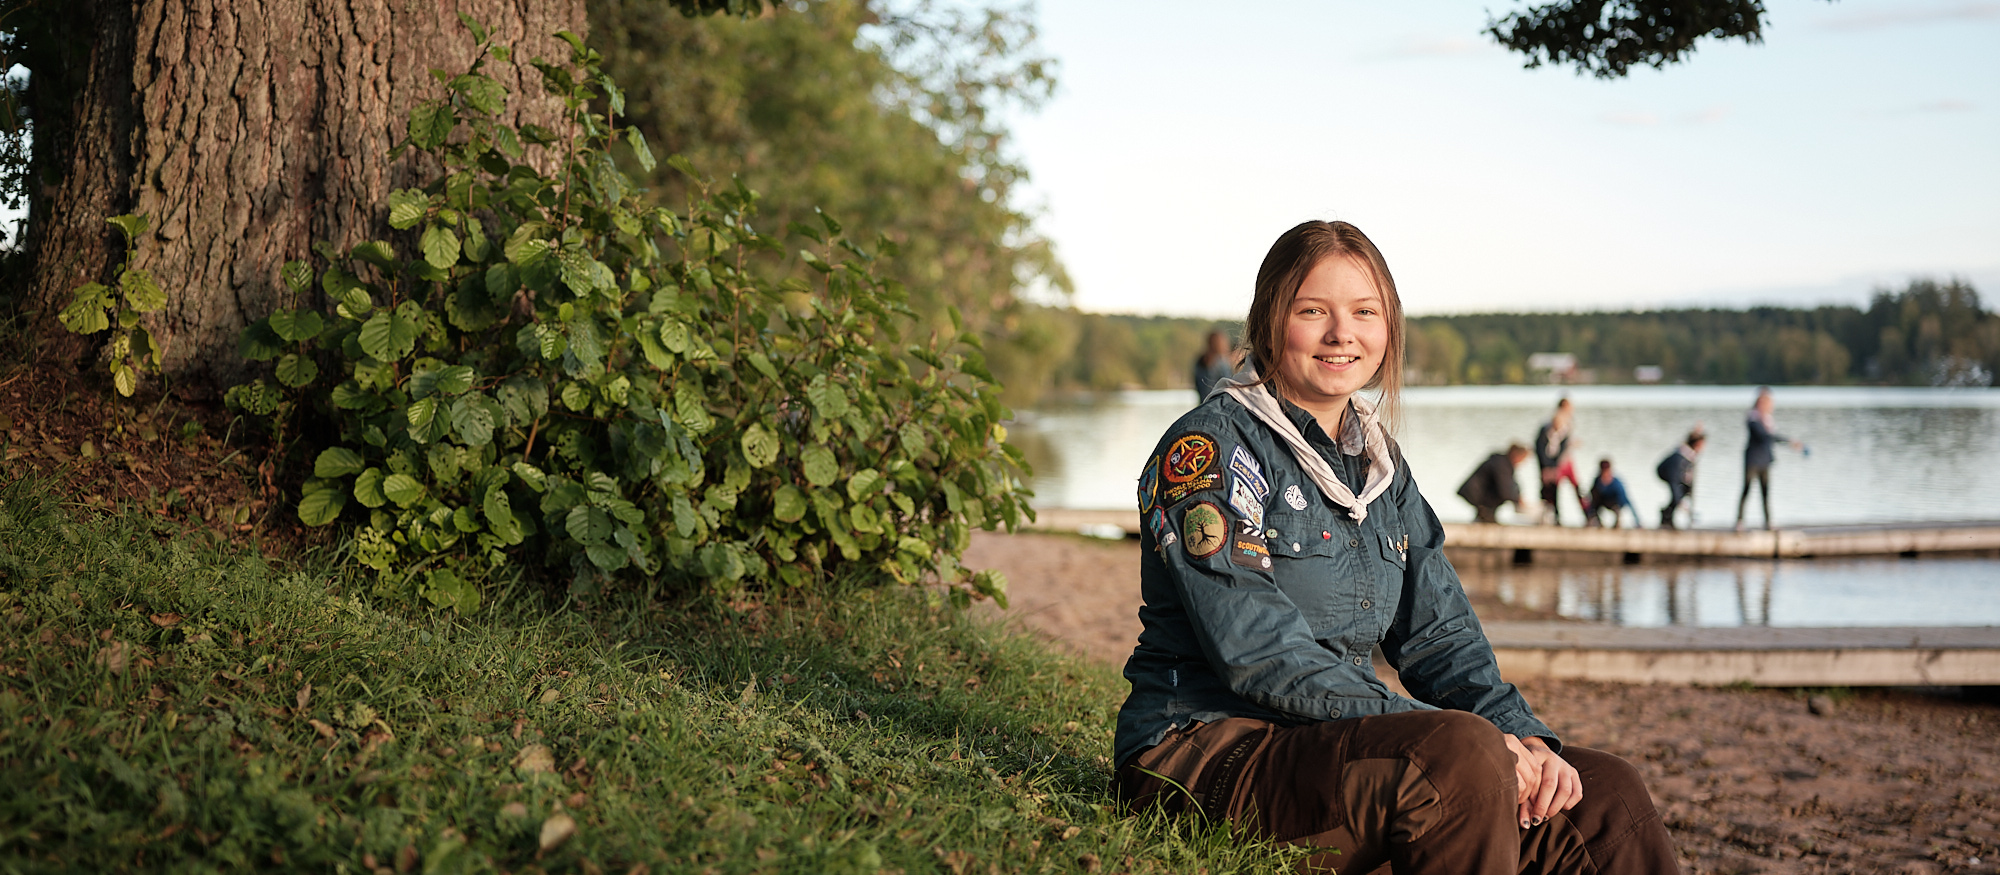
[484,488,524,544]
[850,503,881,534]
[807,375,850,419]
[746,352,779,381]
[382,473,426,508]
[449,73,506,116]
[565,506,613,546]
[267,309,324,342]
[972,569,1009,610]
[455,11,487,44]
[511,462,548,493]
[238,319,286,361]
[105,213,150,242]
[658,320,691,354]
[772,485,807,523]
[275,353,319,388]
[336,287,374,319]
[281,260,313,294]
[407,396,439,433]
[119,270,166,313]
[387,189,429,230]
[802,445,838,488]
[560,383,590,412]
[297,488,347,527]
[408,99,455,150]
[453,505,481,533]
[432,364,477,395]
[673,381,712,434]
[358,305,420,361]
[351,240,399,273]
[626,128,657,173]
[846,468,883,503]
[111,363,138,397]
[451,396,496,447]
[740,423,779,469]
[421,223,461,271]
[57,283,112,335]
[354,468,388,508]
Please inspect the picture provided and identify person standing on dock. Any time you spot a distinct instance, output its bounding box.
[1656,429,1705,530]
[1193,329,1239,401]
[1115,220,1681,874]
[1534,398,1583,525]
[1586,458,1637,528]
[1459,442,1530,523]
[1736,387,1802,532]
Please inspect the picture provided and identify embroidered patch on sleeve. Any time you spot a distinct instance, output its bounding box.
[1137,455,1161,514]
[1161,433,1222,504]
[1181,501,1226,559]
[1227,445,1268,499]
[1147,507,1174,551]
[1227,474,1265,531]
[1227,536,1272,571]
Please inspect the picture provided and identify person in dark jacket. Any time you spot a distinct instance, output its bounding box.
[1656,430,1706,529]
[1192,329,1239,400]
[1114,220,1679,874]
[1735,387,1801,531]
[1459,443,1529,523]
[1586,458,1637,528]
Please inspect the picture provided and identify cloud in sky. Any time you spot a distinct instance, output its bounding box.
[1817,1,2000,31]
[1918,99,1978,113]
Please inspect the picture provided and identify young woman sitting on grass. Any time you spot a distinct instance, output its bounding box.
[1114,220,1681,874]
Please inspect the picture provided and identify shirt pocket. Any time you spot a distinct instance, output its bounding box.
[1376,529,1410,571]
[1262,509,1347,634]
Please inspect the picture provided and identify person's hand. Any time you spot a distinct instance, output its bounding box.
[1503,734,1582,829]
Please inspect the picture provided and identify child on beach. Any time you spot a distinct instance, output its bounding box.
[1113,220,1680,873]
[1656,429,1705,530]
[1586,458,1637,528]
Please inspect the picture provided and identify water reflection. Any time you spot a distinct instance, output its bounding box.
[1458,557,2000,627]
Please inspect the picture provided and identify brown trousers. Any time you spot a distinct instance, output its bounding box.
[1114,711,1681,874]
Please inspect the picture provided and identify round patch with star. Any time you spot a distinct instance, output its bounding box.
[1164,433,1218,483]
[1181,501,1227,559]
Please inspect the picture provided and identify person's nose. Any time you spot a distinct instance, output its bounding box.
[1322,315,1356,345]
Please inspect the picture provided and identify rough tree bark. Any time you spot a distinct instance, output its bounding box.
[21,0,585,394]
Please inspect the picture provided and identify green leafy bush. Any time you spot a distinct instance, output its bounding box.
[58,213,168,396]
[228,18,1027,612]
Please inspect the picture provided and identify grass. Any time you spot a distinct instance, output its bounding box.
[0,477,1304,874]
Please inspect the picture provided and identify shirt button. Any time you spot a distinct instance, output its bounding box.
[1348,538,1360,548]
[1362,599,1373,609]
[1352,655,1366,666]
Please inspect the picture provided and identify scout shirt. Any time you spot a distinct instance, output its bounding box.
[1114,391,1557,768]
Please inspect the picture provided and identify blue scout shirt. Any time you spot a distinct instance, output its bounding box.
[1115,391,1557,768]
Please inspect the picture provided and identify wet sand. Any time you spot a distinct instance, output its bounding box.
[964,530,2000,875]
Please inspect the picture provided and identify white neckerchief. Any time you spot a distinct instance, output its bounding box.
[1209,370,1397,523]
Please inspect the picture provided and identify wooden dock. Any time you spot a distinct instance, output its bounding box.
[1025,508,2000,559]
[1486,622,2000,687]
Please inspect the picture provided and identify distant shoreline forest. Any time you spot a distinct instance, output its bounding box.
[994,278,1998,406]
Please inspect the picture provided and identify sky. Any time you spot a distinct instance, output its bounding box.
[1004,1,2000,318]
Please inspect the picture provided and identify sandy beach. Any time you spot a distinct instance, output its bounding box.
[964,530,2000,875]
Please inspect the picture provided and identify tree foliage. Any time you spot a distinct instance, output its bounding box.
[588,0,1068,386]
[1486,0,1832,78]
[1404,279,1998,387]
[227,23,1027,611]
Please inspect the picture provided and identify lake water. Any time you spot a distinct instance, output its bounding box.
[1009,385,2000,526]
[1007,384,2000,628]
[1458,557,2000,628]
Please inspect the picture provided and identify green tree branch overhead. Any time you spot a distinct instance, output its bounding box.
[1486,0,1835,79]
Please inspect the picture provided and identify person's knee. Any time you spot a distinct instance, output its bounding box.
[1405,711,1515,793]
[1564,747,1663,824]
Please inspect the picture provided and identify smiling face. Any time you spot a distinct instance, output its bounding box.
[1274,255,1390,431]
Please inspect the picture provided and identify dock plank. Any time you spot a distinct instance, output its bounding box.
[1023,508,2000,558]
[1486,622,2000,687]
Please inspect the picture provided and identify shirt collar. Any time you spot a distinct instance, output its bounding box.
[1277,395,1367,456]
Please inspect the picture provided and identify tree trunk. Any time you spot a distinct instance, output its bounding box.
[21,0,585,394]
